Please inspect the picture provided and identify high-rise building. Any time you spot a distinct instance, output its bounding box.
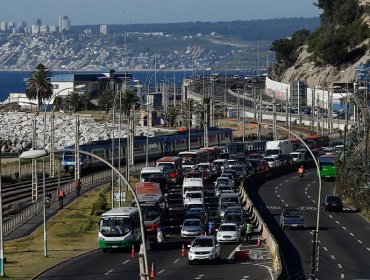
[49,25,57,33]
[59,16,70,32]
[31,24,40,34]
[33,19,42,26]
[100,24,108,35]
[40,25,49,33]
[0,22,8,31]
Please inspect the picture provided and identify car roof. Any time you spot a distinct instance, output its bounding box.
[183,218,201,222]
[219,223,238,227]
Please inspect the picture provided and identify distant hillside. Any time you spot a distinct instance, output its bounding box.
[72,17,320,40]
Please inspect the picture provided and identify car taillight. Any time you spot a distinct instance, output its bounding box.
[170,172,176,178]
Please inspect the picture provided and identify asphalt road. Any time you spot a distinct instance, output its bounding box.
[35,183,275,280]
[252,169,370,280]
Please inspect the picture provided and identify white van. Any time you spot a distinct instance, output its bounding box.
[183,190,204,209]
[140,167,164,182]
[263,155,280,168]
[212,159,229,173]
[182,178,204,199]
[290,152,305,162]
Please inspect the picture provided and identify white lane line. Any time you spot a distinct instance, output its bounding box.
[228,244,242,259]
[367,247,370,252]
[122,260,130,264]
[281,199,285,203]
[349,232,354,237]
[308,195,311,199]
[305,192,308,195]
[158,269,165,274]
[312,200,316,203]
[331,255,336,260]
[275,190,278,193]
[305,187,308,191]
[105,269,114,275]
[338,264,342,269]
[342,226,347,230]
[173,258,180,263]
[329,215,333,218]
[358,240,363,244]
[285,204,288,207]
[335,221,340,224]
[277,194,280,198]
[341,274,344,279]
[199,275,205,277]
[323,247,328,252]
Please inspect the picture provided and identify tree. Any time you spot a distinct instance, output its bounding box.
[25,63,54,111]
[120,88,139,117]
[162,106,179,127]
[64,92,81,112]
[97,89,114,113]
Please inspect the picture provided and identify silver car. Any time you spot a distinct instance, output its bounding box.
[223,212,245,233]
[216,223,241,243]
[181,218,205,238]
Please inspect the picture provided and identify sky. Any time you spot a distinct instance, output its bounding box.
[0,0,321,26]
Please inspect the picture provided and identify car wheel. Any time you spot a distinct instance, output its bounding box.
[188,260,193,265]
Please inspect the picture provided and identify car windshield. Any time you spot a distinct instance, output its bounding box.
[192,239,214,247]
[184,220,201,227]
[222,197,238,203]
[218,178,229,184]
[198,165,209,171]
[219,225,237,231]
[157,163,175,174]
[186,192,202,198]
[224,215,242,222]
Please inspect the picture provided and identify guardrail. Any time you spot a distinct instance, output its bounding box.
[3,160,152,236]
[238,160,316,279]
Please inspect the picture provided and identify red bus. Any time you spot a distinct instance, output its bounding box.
[156,156,184,184]
[303,135,329,149]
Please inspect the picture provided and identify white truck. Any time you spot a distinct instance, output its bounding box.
[265,140,294,157]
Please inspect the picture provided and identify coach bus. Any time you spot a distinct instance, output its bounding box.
[303,135,330,149]
[178,150,209,170]
[319,153,336,180]
[156,156,184,184]
[98,207,141,252]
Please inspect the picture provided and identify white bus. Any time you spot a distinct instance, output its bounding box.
[99,207,141,252]
[178,150,209,170]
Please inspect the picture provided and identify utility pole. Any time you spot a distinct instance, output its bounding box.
[74,114,80,181]
[273,91,277,140]
[31,118,38,202]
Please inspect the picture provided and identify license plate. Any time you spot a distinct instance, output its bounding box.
[112,245,118,248]
[291,224,297,227]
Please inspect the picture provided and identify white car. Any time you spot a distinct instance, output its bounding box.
[216,223,241,243]
[188,236,221,264]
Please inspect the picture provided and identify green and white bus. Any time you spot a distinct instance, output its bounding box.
[319,153,336,180]
[99,207,141,252]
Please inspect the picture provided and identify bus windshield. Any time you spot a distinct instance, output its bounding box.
[142,205,161,221]
[182,156,197,165]
[157,162,175,174]
[100,217,132,237]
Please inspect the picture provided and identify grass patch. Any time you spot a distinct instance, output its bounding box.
[2,185,109,279]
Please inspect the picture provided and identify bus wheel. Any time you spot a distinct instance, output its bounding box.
[103,248,108,253]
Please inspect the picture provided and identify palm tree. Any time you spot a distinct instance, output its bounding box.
[163,106,179,127]
[120,88,139,117]
[64,92,81,112]
[25,63,54,111]
[97,89,114,113]
[80,92,92,110]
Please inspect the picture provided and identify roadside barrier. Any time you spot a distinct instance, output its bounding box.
[2,160,154,237]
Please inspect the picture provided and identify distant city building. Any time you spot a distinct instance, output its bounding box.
[49,25,57,33]
[33,19,42,26]
[0,22,8,31]
[31,24,40,34]
[100,24,108,35]
[83,29,92,34]
[59,16,70,32]
[8,21,16,29]
[40,25,49,33]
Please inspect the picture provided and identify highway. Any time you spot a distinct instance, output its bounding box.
[250,169,370,279]
[35,183,275,280]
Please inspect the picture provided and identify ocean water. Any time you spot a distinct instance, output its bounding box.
[0,69,249,102]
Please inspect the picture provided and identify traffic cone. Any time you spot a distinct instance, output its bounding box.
[257,236,262,247]
[181,243,186,257]
[150,262,155,278]
[131,244,135,258]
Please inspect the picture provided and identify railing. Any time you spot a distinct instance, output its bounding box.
[3,160,153,236]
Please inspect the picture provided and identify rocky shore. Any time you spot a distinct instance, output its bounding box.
[0,112,158,153]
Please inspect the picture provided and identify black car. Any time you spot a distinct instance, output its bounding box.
[321,195,343,211]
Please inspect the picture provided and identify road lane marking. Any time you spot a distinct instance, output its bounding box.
[173,258,180,263]
[305,192,308,195]
[331,255,335,260]
[285,204,288,207]
[323,247,328,251]
[228,244,242,259]
[105,269,114,275]
[281,199,285,203]
[277,194,280,198]
[312,200,316,203]
[335,221,340,224]
[338,264,342,269]
[349,232,354,237]
[305,187,308,191]
[341,274,344,279]
[358,240,363,244]
[158,269,165,274]
[308,195,311,199]
[329,215,333,218]
[122,260,130,264]
[342,226,347,230]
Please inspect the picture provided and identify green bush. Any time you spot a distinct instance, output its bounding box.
[91,192,108,216]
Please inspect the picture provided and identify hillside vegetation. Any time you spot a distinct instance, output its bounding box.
[271,0,370,80]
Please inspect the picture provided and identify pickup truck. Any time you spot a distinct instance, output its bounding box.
[280,207,304,229]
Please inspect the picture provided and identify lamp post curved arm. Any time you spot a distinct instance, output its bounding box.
[249,120,322,279]
[21,148,149,279]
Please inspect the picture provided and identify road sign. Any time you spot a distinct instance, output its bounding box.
[114,192,126,202]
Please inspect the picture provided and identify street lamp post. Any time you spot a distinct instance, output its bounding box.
[249,121,322,279]
[0,152,4,276]
[20,148,149,280]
